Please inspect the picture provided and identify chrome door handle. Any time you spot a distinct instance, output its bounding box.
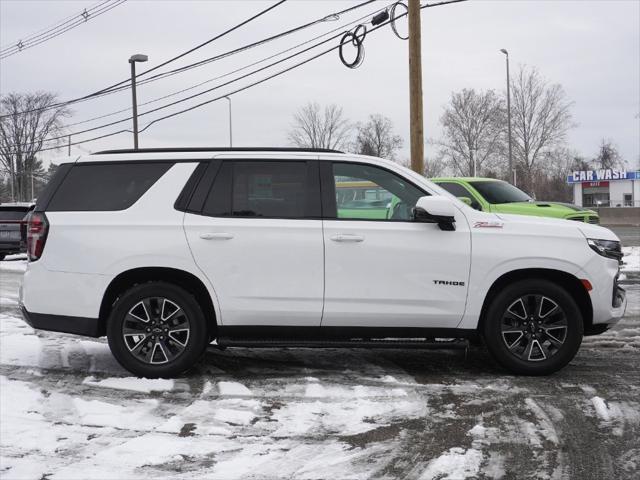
[199,232,234,240]
[330,234,364,243]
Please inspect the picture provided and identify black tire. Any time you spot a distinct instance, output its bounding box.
[0,254,5,261]
[107,282,209,378]
[483,279,583,375]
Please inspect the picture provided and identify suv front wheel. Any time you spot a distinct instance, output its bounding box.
[107,282,209,378]
[483,279,584,375]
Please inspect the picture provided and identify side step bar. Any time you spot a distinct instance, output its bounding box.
[215,338,469,350]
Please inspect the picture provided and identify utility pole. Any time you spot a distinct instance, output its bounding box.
[408,0,424,175]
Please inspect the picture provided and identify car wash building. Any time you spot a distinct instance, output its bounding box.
[568,169,640,208]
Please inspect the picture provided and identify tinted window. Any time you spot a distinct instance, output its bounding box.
[231,162,308,218]
[469,180,531,204]
[202,162,232,216]
[332,163,424,221]
[47,163,172,211]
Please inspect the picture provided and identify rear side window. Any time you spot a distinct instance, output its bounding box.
[47,162,172,212]
[232,162,307,218]
[201,161,320,219]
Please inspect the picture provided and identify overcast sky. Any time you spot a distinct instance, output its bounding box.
[1,0,639,169]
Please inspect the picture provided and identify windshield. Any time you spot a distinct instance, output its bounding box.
[469,180,531,204]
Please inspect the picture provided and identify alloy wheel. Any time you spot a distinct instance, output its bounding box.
[500,294,568,362]
[122,297,191,365]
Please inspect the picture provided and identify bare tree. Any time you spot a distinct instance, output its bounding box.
[510,66,574,193]
[288,102,351,150]
[0,92,70,201]
[423,153,449,178]
[354,114,403,160]
[435,88,505,177]
[593,139,625,169]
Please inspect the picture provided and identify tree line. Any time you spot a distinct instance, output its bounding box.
[0,92,69,203]
[0,64,632,203]
[288,65,631,201]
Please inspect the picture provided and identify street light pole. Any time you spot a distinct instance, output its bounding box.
[224,96,233,147]
[500,49,514,185]
[128,54,148,150]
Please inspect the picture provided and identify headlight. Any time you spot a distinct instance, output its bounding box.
[587,238,623,263]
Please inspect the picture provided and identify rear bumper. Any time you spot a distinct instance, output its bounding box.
[20,305,101,337]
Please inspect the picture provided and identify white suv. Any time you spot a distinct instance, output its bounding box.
[20,148,626,377]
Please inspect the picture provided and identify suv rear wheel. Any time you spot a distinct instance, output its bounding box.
[107,282,209,378]
[483,279,584,375]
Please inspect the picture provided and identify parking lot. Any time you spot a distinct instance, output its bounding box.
[1,227,638,480]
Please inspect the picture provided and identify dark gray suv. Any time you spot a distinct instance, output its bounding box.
[0,204,33,260]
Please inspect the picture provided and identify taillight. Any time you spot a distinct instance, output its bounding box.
[27,212,49,261]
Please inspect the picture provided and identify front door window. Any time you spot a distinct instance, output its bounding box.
[332,163,424,221]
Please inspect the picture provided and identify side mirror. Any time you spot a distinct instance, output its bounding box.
[458,196,472,206]
[413,196,456,231]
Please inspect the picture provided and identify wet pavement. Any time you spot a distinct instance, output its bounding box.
[1,258,639,480]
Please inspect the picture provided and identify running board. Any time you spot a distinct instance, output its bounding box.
[215,337,469,350]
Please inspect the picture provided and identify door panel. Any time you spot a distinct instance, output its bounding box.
[322,162,471,328]
[184,216,324,326]
[184,159,324,327]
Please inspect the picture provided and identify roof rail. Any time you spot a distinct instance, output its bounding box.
[92,147,344,155]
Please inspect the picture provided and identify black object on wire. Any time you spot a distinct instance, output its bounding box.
[390,2,409,40]
[339,24,367,69]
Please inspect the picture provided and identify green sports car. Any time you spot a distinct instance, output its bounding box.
[431,177,599,224]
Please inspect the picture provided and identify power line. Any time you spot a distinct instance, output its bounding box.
[54,0,378,118]
[65,2,388,128]
[0,1,113,52]
[7,0,468,154]
[0,0,290,118]
[0,1,126,59]
[2,0,377,120]
[23,3,389,146]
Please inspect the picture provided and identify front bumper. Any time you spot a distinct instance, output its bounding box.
[20,305,101,337]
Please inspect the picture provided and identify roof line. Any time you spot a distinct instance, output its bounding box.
[92,147,344,155]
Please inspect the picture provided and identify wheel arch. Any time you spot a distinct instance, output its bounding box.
[98,267,217,338]
[477,268,593,335]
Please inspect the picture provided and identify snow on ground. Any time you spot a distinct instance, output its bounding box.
[620,246,640,281]
[82,376,175,393]
[0,259,27,273]
[1,248,640,478]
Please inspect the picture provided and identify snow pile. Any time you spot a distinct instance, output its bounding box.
[0,259,27,272]
[589,395,640,436]
[83,376,175,393]
[419,447,483,480]
[621,246,639,277]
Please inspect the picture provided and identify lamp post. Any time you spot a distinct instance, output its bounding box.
[128,54,148,150]
[500,48,514,185]
[223,96,233,147]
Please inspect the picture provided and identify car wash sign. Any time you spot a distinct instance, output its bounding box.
[567,169,639,184]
